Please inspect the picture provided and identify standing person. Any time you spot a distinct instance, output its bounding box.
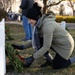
[13,3,75,69]
[20,0,34,41]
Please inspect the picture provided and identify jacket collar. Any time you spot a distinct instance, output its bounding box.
[37,14,56,29]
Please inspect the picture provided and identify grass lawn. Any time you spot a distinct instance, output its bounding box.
[6,24,75,75]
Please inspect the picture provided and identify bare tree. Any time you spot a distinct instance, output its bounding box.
[68,0,75,16]
[43,0,65,14]
[59,4,65,15]
[1,0,15,12]
[0,2,3,9]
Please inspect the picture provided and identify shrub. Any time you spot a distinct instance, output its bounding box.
[56,16,75,23]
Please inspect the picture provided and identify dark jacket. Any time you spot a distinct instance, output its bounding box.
[20,0,34,16]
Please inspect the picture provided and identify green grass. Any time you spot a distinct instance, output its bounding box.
[6,24,75,75]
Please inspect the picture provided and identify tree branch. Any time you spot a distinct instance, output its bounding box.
[46,0,65,7]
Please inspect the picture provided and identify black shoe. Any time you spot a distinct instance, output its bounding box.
[40,60,53,68]
[12,44,25,50]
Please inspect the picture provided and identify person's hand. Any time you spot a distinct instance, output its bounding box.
[18,55,34,68]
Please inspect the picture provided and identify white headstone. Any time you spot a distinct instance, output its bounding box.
[0,19,6,75]
[60,21,66,29]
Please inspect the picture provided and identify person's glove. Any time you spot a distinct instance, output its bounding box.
[12,44,25,50]
[24,56,34,67]
[18,55,34,68]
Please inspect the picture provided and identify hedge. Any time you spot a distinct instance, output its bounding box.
[56,16,75,23]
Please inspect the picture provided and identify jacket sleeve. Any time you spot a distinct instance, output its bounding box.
[20,0,27,9]
[33,22,55,59]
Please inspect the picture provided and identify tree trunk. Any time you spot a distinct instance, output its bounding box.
[43,0,48,14]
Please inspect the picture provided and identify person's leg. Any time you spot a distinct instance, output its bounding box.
[69,56,75,64]
[22,16,31,40]
[53,53,71,69]
[29,23,32,40]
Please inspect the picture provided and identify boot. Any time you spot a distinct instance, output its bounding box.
[44,51,53,61]
[40,60,53,67]
[18,55,34,68]
[40,51,53,67]
[12,44,25,50]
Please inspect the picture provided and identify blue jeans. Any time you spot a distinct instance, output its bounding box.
[22,16,32,40]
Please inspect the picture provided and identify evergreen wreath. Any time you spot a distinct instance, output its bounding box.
[5,43,25,72]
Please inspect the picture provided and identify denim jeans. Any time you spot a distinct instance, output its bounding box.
[22,16,32,40]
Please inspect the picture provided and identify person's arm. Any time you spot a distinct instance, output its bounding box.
[20,0,27,9]
[33,22,54,59]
